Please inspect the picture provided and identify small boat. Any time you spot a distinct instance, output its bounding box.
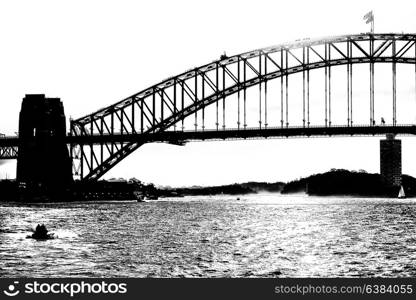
[27,232,55,240]
[398,185,406,199]
[26,224,56,240]
[145,194,158,200]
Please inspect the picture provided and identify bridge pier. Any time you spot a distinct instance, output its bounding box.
[380,134,402,187]
[16,94,72,199]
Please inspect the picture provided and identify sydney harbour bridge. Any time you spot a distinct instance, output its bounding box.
[1,33,416,188]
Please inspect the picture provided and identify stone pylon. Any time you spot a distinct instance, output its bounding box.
[380,133,402,187]
[16,94,72,195]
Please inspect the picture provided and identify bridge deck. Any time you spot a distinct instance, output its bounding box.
[2,125,416,150]
[68,125,416,144]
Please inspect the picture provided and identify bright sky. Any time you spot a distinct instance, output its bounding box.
[1,0,416,186]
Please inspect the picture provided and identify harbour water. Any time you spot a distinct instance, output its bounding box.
[1,194,416,277]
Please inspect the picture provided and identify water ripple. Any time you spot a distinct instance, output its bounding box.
[1,195,416,277]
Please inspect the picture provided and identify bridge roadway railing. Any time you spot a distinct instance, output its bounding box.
[2,124,416,157]
[66,124,416,145]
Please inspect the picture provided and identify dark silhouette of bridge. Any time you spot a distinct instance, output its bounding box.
[1,33,416,189]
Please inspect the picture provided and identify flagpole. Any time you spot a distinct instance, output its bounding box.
[364,11,374,34]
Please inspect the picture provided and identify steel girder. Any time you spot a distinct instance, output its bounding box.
[70,33,416,181]
[68,125,416,144]
[0,146,18,159]
[0,136,18,159]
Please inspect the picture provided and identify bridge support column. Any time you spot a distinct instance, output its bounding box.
[16,94,72,199]
[380,134,402,187]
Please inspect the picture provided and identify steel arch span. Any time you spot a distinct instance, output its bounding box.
[70,33,416,181]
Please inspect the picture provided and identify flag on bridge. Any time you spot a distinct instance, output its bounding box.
[363,10,374,33]
[363,11,373,23]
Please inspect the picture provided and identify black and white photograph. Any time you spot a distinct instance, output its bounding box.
[1,0,416,298]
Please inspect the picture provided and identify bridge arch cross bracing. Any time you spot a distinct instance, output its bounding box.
[70,33,416,181]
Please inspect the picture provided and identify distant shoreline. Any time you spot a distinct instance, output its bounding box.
[1,169,413,202]
[154,169,415,198]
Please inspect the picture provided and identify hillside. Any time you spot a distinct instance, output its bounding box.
[281,169,415,197]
